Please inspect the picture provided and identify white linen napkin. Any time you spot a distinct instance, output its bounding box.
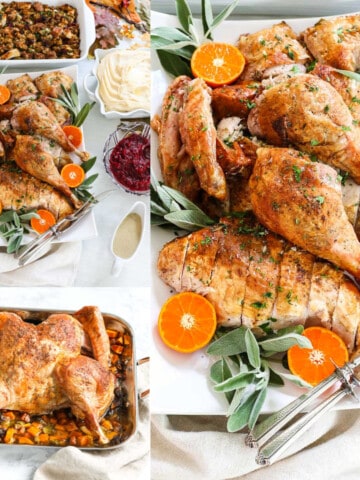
[151,408,360,479]
[34,362,150,480]
[0,242,82,286]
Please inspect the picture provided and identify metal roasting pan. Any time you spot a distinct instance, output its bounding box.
[0,307,149,450]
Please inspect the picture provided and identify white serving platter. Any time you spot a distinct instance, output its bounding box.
[0,0,95,68]
[0,65,97,246]
[151,10,360,415]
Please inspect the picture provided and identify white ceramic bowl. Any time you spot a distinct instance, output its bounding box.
[0,0,95,68]
[83,47,150,119]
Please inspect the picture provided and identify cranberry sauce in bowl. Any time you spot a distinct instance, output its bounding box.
[103,121,150,195]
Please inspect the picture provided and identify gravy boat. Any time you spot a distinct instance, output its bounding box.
[111,201,147,276]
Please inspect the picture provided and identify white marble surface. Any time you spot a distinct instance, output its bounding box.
[0,287,150,479]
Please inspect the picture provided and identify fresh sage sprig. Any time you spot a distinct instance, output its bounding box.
[0,209,39,254]
[151,0,240,77]
[73,156,98,202]
[151,175,215,231]
[207,325,312,432]
[53,83,95,127]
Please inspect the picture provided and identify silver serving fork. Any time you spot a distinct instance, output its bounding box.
[246,356,360,466]
[15,190,115,267]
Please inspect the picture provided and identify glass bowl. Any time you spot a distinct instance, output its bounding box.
[103,120,150,195]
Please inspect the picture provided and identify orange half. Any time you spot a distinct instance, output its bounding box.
[158,292,217,353]
[191,42,245,87]
[288,326,349,386]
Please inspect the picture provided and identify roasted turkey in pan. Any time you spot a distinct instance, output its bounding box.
[0,306,114,444]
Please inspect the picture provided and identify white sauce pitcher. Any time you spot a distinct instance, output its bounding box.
[111,201,146,276]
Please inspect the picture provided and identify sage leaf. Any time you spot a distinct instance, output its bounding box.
[201,0,214,41]
[259,333,312,352]
[245,329,261,369]
[79,173,98,188]
[175,0,193,35]
[13,212,20,228]
[227,387,246,416]
[164,210,212,230]
[162,185,213,218]
[206,0,240,38]
[151,27,193,44]
[209,358,232,384]
[19,211,39,221]
[213,371,255,393]
[227,393,257,432]
[157,49,192,78]
[276,371,312,389]
[0,211,16,223]
[151,214,170,226]
[150,200,168,216]
[276,325,304,336]
[269,367,285,386]
[154,40,198,53]
[210,357,234,403]
[168,200,182,212]
[207,327,247,356]
[248,387,267,430]
[7,234,22,254]
[75,102,95,127]
[334,69,360,83]
[226,383,257,417]
[70,82,79,107]
[81,156,97,173]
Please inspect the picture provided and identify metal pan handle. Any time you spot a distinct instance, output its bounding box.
[137,357,150,399]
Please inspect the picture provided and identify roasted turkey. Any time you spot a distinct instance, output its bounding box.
[247,74,360,183]
[0,306,114,444]
[179,77,227,201]
[157,217,360,354]
[301,14,360,71]
[249,147,360,278]
[0,163,74,220]
[237,21,310,81]
[10,135,82,209]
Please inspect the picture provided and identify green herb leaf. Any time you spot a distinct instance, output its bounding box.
[210,358,232,384]
[227,392,257,432]
[334,69,360,82]
[156,49,193,77]
[207,0,240,38]
[81,156,97,173]
[274,370,312,388]
[245,329,261,369]
[259,333,312,352]
[74,102,95,127]
[214,371,255,393]
[201,0,214,40]
[210,358,234,403]
[7,234,22,254]
[248,386,267,430]
[292,165,302,182]
[207,327,247,356]
[175,0,193,35]
[268,367,285,386]
[163,210,210,230]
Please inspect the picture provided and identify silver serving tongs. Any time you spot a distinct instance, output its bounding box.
[246,356,360,466]
[15,190,115,267]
